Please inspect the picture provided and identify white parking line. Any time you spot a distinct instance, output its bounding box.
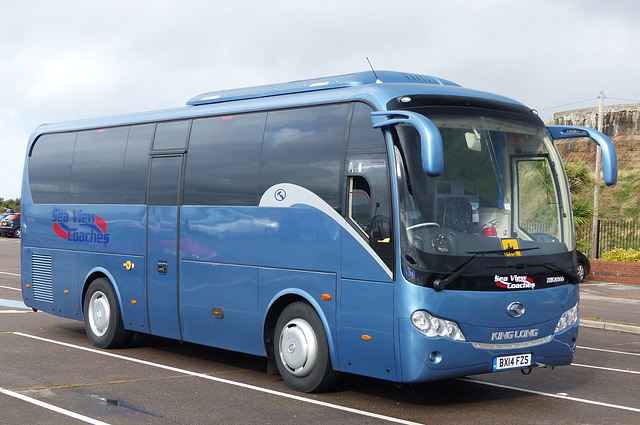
[572,363,640,375]
[0,299,29,309]
[0,285,21,291]
[13,332,423,425]
[0,271,20,277]
[458,378,640,413]
[13,332,640,418]
[0,310,30,314]
[0,386,110,425]
[578,345,640,357]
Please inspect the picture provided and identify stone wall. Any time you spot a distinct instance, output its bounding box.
[552,104,640,170]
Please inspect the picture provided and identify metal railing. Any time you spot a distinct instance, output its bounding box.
[576,220,640,258]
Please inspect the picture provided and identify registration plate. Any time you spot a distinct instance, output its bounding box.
[493,353,532,371]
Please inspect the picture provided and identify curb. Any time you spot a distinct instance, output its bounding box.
[579,319,640,335]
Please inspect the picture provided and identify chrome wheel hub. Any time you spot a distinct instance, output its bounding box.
[279,318,318,377]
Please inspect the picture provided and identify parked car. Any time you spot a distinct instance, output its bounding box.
[0,213,20,238]
[576,250,590,282]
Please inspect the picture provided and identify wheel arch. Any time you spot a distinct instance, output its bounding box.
[263,290,339,373]
[81,268,123,319]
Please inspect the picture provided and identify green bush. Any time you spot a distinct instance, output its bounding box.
[600,248,640,263]
[0,198,20,212]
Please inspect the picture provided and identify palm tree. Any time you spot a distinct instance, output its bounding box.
[564,161,594,253]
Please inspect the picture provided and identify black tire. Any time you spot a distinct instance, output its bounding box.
[125,331,151,348]
[83,278,131,349]
[274,302,340,393]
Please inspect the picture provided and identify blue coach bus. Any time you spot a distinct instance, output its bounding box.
[21,71,617,392]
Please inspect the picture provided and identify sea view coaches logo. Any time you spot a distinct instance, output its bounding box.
[494,274,535,289]
[52,209,109,244]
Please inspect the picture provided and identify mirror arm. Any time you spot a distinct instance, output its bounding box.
[372,110,444,176]
[547,125,618,186]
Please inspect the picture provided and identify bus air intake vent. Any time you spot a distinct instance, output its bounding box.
[31,254,53,303]
[402,73,437,83]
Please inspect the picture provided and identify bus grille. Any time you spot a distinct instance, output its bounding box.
[31,254,53,303]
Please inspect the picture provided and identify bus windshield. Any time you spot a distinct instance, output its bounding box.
[395,110,574,290]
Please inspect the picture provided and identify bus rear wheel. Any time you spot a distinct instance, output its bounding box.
[83,278,131,349]
[274,302,339,392]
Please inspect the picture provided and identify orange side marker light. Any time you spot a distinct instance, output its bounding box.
[321,294,332,301]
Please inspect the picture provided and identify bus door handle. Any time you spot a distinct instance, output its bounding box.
[157,261,168,274]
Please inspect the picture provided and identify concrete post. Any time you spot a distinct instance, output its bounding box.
[590,91,605,258]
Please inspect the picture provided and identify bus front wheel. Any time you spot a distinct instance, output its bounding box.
[274,302,339,392]
[83,278,131,349]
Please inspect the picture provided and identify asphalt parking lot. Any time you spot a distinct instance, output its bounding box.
[579,280,640,332]
[1,237,639,424]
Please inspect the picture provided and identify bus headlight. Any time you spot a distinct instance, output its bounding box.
[554,303,579,334]
[411,310,466,341]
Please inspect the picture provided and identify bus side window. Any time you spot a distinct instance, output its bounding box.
[346,158,393,271]
[260,104,349,209]
[346,102,394,272]
[348,176,372,234]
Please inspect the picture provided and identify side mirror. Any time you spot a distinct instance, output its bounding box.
[372,110,444,176]
[547,125,618,186]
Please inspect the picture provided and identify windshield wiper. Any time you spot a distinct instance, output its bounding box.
[529,262,581,284]
[433,247,540,292]
[486,259,580,284]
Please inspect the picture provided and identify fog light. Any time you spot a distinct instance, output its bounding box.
[429,351,442,364]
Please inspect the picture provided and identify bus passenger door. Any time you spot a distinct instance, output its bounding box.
[147,155,183,340]
[340,154,396,381]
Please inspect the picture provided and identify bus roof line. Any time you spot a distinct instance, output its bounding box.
[29,76,525,140]
[186,71,460,106]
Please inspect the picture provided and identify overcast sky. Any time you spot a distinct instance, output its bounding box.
[2,0,639,200]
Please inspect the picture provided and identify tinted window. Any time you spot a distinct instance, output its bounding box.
[70,127,129,204]
[260,104,349,207]
[346,155,394,270]
[122,124,153,204]
[153,120,190,151]
[347,103,386,151]
[346,103,393,270]
[148,156,182,206]
[30,125,152,205]
[348,176,372,232]
[184,113,266,206]
[29,132,77,203]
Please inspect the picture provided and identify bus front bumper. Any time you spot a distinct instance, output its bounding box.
[397,318,577,383]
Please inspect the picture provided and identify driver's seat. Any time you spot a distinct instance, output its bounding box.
[436,197,473,233]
